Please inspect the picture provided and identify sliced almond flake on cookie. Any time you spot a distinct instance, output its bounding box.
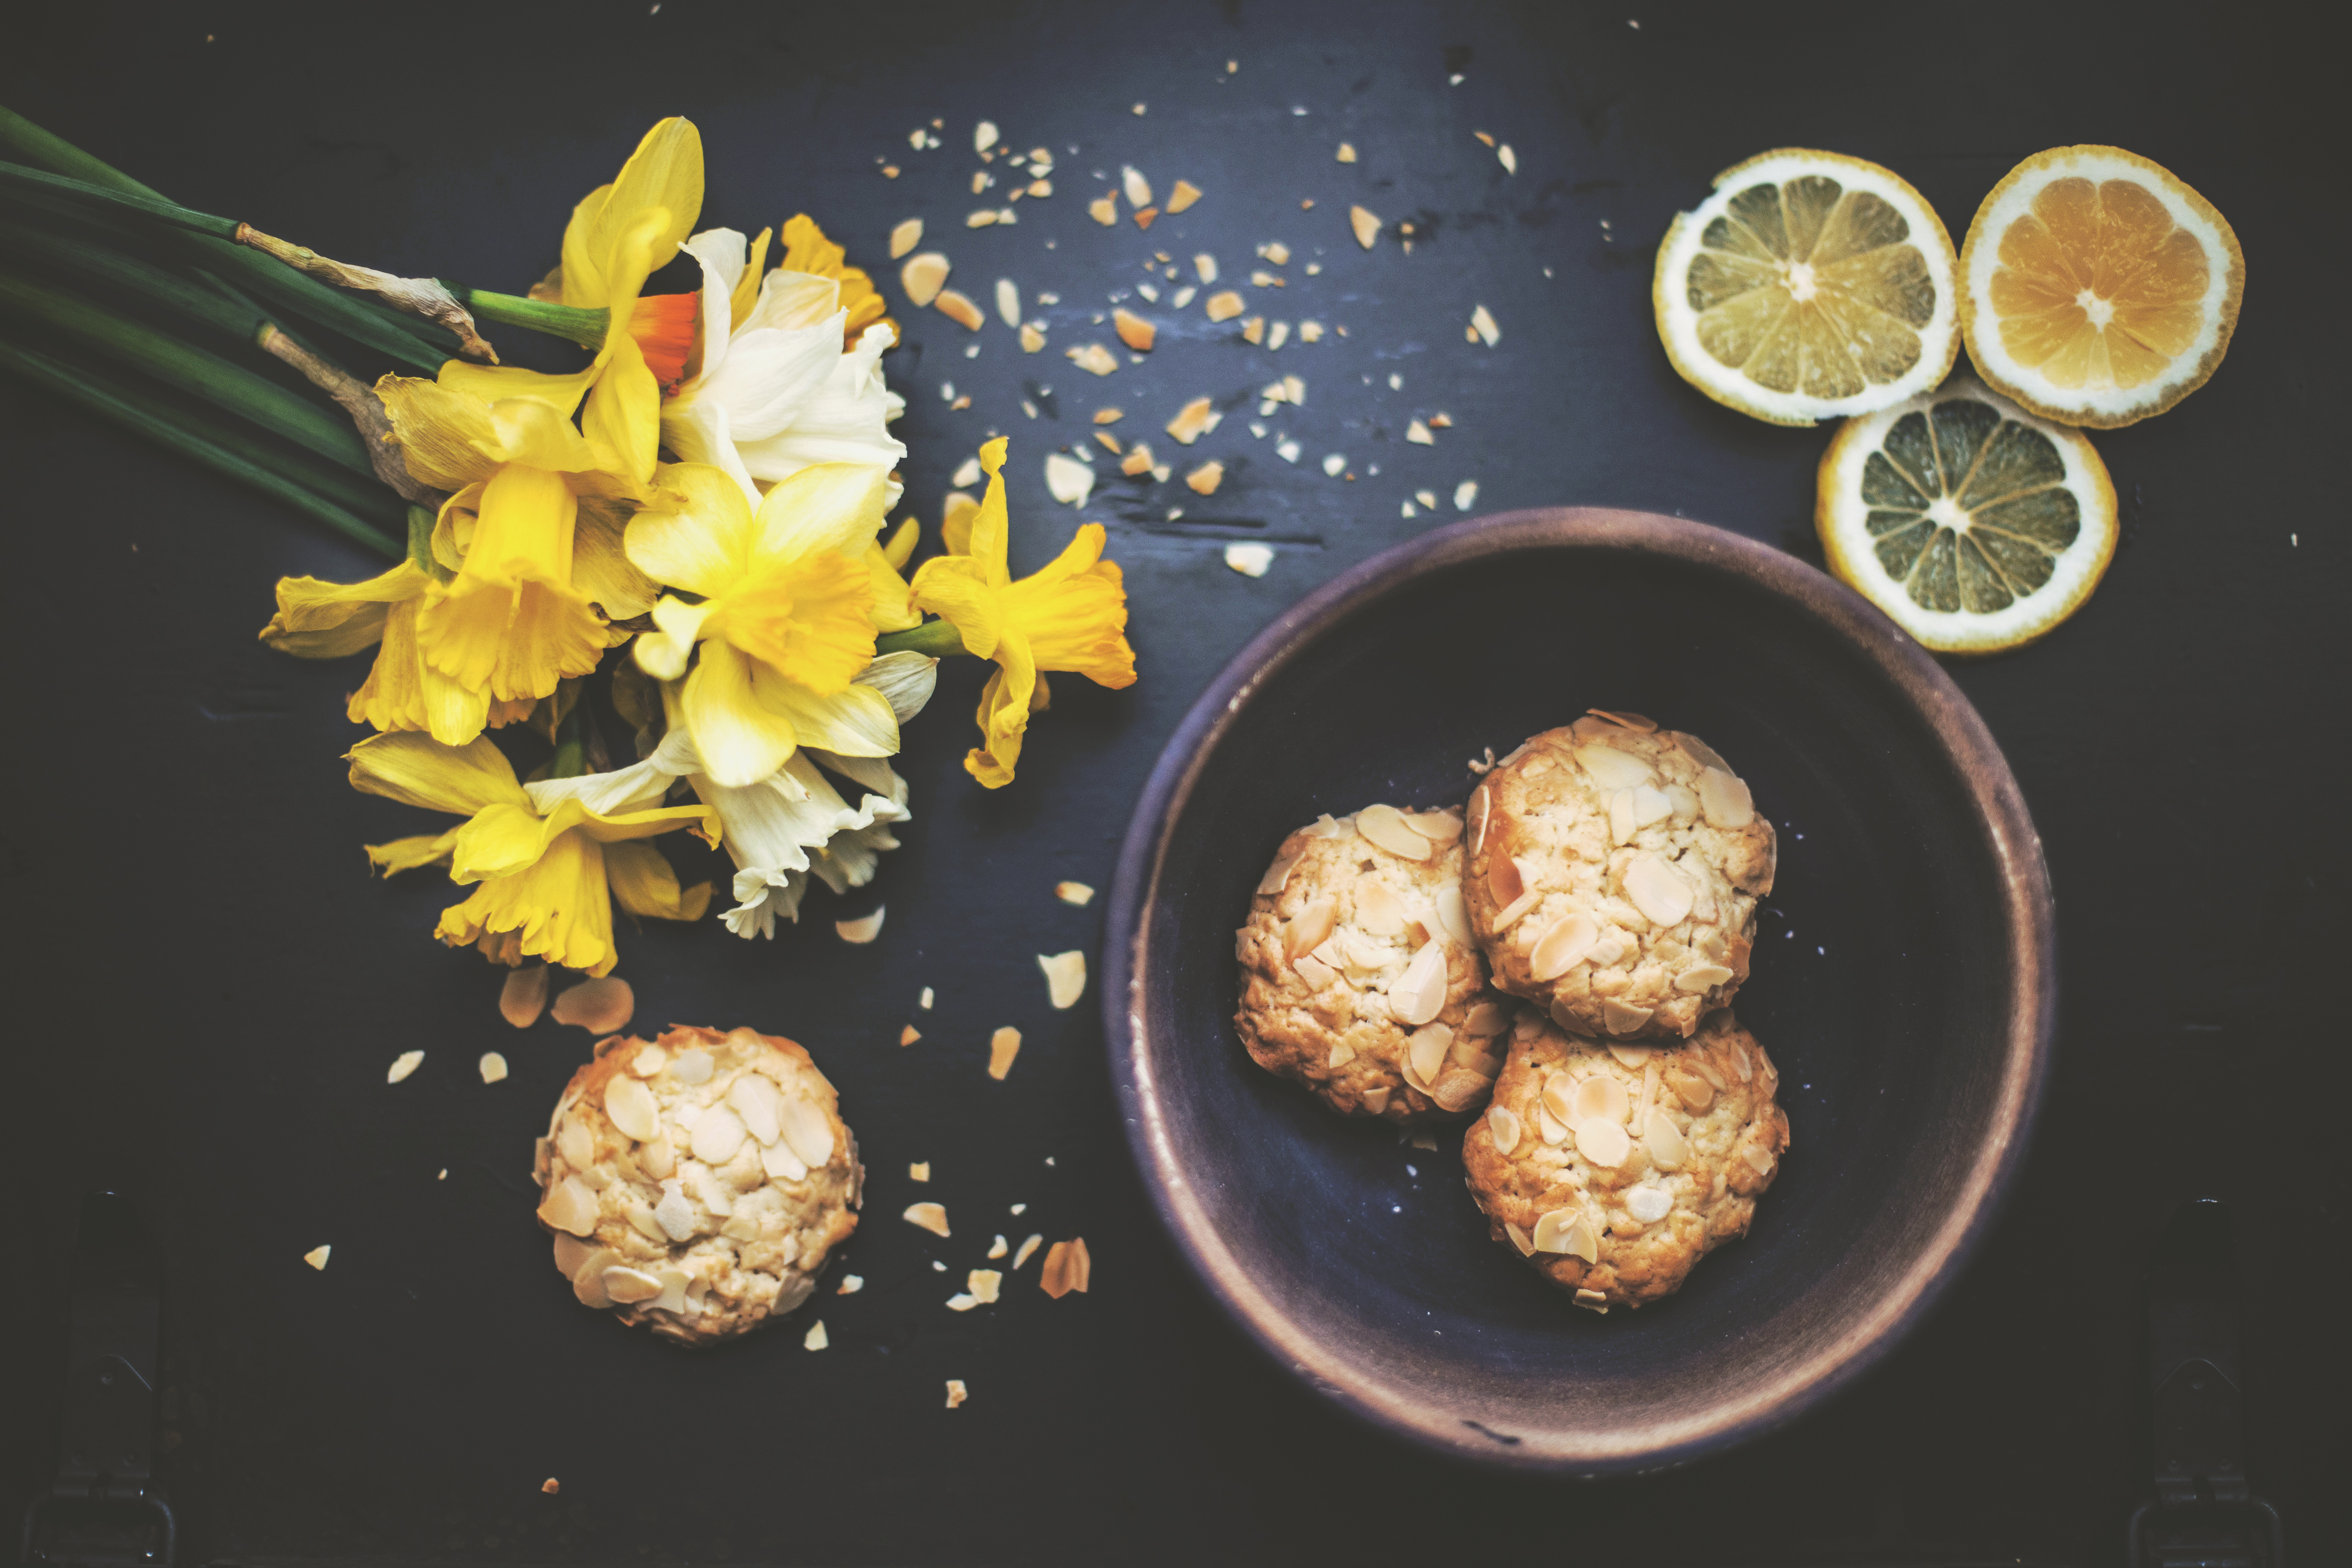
[1362,1086,1392,1116]
[1353,880,1407,935]
[1327,1043,1356,1069]
[1607,1043,1654,1069]
[1485,852,1525,907]
[1602,999,1655,1035]
[1405,1023,1453,1087]
[1574,744,1656,792]
[1743,1144,1777,1176]
[988,1026,1023,1080]
[1572,1117,1631,1168]
[537,1174,601,1237]
[1645,1110,1688,1170]
[1432,1069,1490,1112]
[1434,885,1472,946]
[1623,854,1694,928]
[1390,941,1448,1027]
[1675,964,1735,994]
[1536,1104,1569,1146]
[1530,1207,1581,1254]
[570,1248,621,1308]
[603,1076,660,1142]
[1283,895,1338,961]
[1486,1105,1522,1156]
[1491,888,1541,936]
[1698,768,1755,830]
[1462,1002,1510,1038]
[1528,913,1600,981]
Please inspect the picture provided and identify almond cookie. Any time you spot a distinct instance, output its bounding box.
[533,1024,862,1345]
[1462,1009,1789,1310]
[1234,805,1504,1121]
[1464,713,1775,1039]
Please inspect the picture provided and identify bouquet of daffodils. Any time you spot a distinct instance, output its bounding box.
[0,112,1136,982]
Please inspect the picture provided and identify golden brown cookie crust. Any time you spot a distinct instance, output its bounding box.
[1234,806,1504,1121]
[533,1025,862,1346]
[1461,1009,1789,1310]
[1464,716,1775,1040]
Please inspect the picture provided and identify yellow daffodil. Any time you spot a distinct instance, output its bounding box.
[257,559,533,744]
[907,439,1136,787]
[779,214,894,350]
[626,460,902,787]
[350,730,712,976]
[376,378,658,705]
[665,224,907,507]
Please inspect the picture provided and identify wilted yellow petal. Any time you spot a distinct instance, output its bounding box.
[965,634,1038,789]
[365,827,461,877]
[436,359,597,418]
[258,560,427,658]
[347,730,527,817]
[604,840,711,922]
[757,675,899,758]
[375,375,502,493]
[569,497,659,622]
[863,539,921,632]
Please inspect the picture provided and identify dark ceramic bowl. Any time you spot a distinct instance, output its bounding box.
[1102,508,2055,1473]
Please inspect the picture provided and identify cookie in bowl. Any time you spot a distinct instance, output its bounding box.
[1234,805,1504,1120]
[1464,713,1774,1039]
[1462,1008,1788,1310]
[533,1025,862,1345]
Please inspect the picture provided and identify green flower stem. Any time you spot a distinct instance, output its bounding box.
[0,266,373,474]
[0,108,455,371]
[874,620,968,658]
[0,337,400,557]
[548,701,589,780]
[463,288,606,349]
[0,217,265,342]
[0,158,240,238]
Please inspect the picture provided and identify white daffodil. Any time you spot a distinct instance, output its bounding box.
[663,226,907,507]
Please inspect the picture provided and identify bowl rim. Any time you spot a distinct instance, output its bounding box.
[1100,507,2057,1474]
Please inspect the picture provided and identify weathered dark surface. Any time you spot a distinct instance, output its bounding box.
[1,1,2343,1562]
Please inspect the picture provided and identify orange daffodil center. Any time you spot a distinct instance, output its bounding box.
[349,730,713,977]
[626,460,901,787]
[908,439,1137,787]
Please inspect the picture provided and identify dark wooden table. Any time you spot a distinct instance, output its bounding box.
[3,2,2341,1562]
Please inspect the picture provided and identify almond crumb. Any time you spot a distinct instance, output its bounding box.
[910,1161,931,1182]
[1474,130,1494,146]
[1133,205,1159,229]
[1241,316,1264,345]
[1013,1233,1044,1269]
[803,1319,829,1350]
[1185,460,1225,496]
[1065,343,1119,376]
[386,1050,425,1084]
[934,291,984,331]
[900,1025,921,1046]
[838,1274,864,1294]
[1055,881,1095,905]
[1094,431,1122,454]
[1203,290,1244,322]
[1038,1237,1092,1298]
[1349,205,1381,248]
[1120,441,1154,476]
[1165,397,1219,444]
[945,1379,968,1409]
[988,1026,1022,1080]
[1335,141,1357,162]
[1018,323,1045,352]
[478,1051,508,1084]
[1088,195,1118,226]
[542,1479,561,1496]
[1166,179,1202,213]
[903,1201,950,1237]
[1112,308,1156,351]
[303,1245,331,1271]
[835,906,886,943]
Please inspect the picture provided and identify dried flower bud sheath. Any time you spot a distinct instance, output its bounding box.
[236,222,497,362]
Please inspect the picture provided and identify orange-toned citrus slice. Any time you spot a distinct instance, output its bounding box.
[1654,149,1959,426]
[1960,146,2243,428]
[1817,377,2116,654]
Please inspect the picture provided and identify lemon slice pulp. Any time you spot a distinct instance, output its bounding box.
[1654,149,1959,426]
[1960,145,2244,428]
[1816,378,2116,653]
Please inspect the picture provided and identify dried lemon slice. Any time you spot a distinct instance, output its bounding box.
[1816,377,2116,654]
[1960,145,2244,428]
[1654,149,1959,426]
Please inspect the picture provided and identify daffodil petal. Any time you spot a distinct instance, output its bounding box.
[558,181,616,307]
[732,323,908,485]
[906,555,1004,658]
[969,436,1012,587]
[729,227,772,332]
[695,318,844,442]
[739,269,840,334]
[759,673,900,759]
[259,560,427,658]
[681,227,748,384]
[721,549,876,695]
[604,839,707,922]
[624,462,755,597]
[438,359,597,418]
[658,393,760,504]
[375,374,502,493]
[583,332,661,487]
[854,651,940,723]
[683,640,802,787]
[596,118,703,283]
[1002,524,1137,688]
[965,629,1038,789]
[347,594,495,747]
[438,829,620,976]
[570,496,659,621]
[365,826,461,877]
[749,461,888,567]
[348,730,527,816]
[523,753,680,818]
[862,541,922,632]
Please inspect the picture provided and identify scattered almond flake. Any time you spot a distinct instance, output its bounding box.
[1321,453,1346,477]
[946,1292,979,1311]
[799,1318,829,1350]
[1136,282,1160,303]
[1250,421,1267,437]
[1194,253,1219,285]
[838,1274,864,1294]
[1088,195,1118,226]
[974,119,998,153]
[1039,1237,1093,1298]
[1406,419,1434,445]
[900,1025,922,1046]
[988,1234,1009,1259]
[1065,342,1120,377]
[1241,316,1265,344]
[1203,290,1244,322]
[1267,321,1290,350]
[834,906,886,944]
[1401,500,1418,518]
[910,1161,931,1182]
[1121,166,1152,207]
[1306,262,1322,276]
[968,1268,1004,1305]
[436,1169,446,1180]
[1350,205,1381,248]
[1133,206,1159,230]
[1055,881,1095,906]
[1416,488,1438,508]
[1092,407,1124,425]
[478,1051,508,1084]
[903,1201,951,1237]
[1019,323,1045,352]
[1283,374,1305,403]
[994,278,1020,328]
[995,206,1018,225]
[1026,178,1054,199]
[988,1026,1022,1080]
[1038,950,1087,1009]
[1249,269,1280,288]
[939,380,957,403]
[1276,438,1301,463]
[1185,460,1225,496]
[1470,304,1500,346]
[1165,397,1220,444]
[303,1245,331,1271]
[1428,412,1453,427]
[1171,285,1196,308]
[1112,309,1156,352]
[1336,141,1357,164]
[1260,241,1291,265]
[970,170,991,196]
[1022,399,1040,420]
[1152,464,1171,483]
[1162,181,1203,216]
[966,209,998,228]
[500,965,549,1027]
[1225,542,1274,577]
[909,128,927,150]
[1094,431,1122,455]
[1011,1201,1029,1215]
[1298,321,1324,343]
[1013,1233,1044,1269]
[897,251,949,311]
[1029,146,1054,168]
[934,289,984,330]
[945,1380,969,1409]
[1455,480,1479,511]
[1043,452,1096,505]
[882,165,899,178]
[542,1479,560,1495]
[920,986,935,1009]
[952,456,982,488]
[552,976,633,1032]
[1120,442,1155,477]
[386,1050,425,1084]
[1498,144,1517,174]
[1473,130,1495,147]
